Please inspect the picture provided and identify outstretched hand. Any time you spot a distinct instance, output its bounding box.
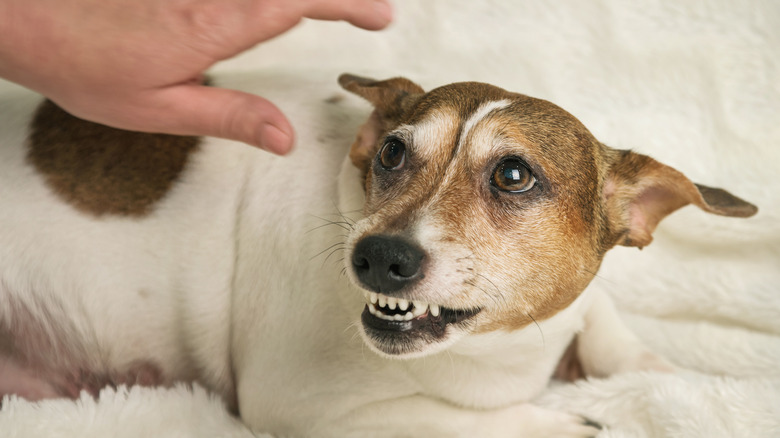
[0,0,393,154]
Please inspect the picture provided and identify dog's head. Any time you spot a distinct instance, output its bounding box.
[338,74,757,358]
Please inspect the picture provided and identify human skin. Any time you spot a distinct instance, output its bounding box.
[0,0,393,154]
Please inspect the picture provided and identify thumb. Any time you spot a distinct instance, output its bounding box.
[151,84,295,154]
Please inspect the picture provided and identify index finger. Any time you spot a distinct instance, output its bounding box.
[300,0,393,30]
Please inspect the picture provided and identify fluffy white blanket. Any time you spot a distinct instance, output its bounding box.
[2,1,778,436]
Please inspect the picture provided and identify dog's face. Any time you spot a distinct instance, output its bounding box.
[338,74,757,358]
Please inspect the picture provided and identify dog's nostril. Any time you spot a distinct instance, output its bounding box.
[388,263,415,279]
[353,256,370,271]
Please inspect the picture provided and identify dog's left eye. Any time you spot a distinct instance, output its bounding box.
[491,158,536,193]
[379,137,406,170]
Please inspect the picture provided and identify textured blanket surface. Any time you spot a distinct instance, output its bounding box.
[2,1,778,437]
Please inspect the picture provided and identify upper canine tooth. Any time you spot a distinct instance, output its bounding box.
[411,301,428,317]
[430,304,441,317]
[387,297,397,310]
[370,293,378,304]
[378,295,387,308]
[398,299,409,311]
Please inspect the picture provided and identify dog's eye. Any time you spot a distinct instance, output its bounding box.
[379,137,406,170]
[491,158,536,193]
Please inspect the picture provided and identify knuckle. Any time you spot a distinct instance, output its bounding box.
[169,1,248,56]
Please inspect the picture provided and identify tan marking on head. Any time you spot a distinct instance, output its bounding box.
[26,99,199,217]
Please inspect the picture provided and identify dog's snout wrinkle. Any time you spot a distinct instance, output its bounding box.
[351,235,425,294]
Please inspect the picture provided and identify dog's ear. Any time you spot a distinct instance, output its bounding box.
[338,74,424,174]
[603,149,758,249]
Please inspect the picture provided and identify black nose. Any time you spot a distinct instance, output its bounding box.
[351,235,425,294]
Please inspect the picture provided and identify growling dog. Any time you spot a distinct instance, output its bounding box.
[0,74,757,437]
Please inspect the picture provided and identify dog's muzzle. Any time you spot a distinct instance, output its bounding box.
[350,234,481,355]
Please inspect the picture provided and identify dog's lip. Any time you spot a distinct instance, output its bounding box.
[360,291,481,333]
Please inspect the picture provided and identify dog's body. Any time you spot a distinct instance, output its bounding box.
[0,74,756,437]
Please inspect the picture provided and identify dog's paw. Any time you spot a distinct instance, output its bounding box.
[492,404,602,438]
[529,412,602,438]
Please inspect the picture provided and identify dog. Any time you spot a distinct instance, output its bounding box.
[0,73,757,437]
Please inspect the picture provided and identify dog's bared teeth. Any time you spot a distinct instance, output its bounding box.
[411,301,428,317]
[366,294,437,320]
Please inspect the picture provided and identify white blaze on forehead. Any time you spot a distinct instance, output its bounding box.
[391,107,459,162]
[457,99,512,152]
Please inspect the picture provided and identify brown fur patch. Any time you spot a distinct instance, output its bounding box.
[26,99,199,217]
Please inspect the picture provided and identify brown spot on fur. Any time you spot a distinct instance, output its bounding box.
[26,99,198,217]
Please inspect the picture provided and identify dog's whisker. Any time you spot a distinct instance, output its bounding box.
[528,313,545,350]
[307,213,356,232]
[306,221,352,234]
[465,279,503,309]
[322,246,346,266]
[344,320,360,335]
[474,273,507,307]
[585,268,616,285]
[445,350,456,381]
[335,211,357,227]
[327,201,360,230]
[310,241,347,261]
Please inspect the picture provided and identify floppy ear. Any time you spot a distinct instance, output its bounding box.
[338,74,424,174]
[604,149,758,249]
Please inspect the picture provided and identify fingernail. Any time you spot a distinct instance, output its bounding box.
[257,123,293,155]
[373,0,393,24]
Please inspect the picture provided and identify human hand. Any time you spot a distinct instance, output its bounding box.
[0,0,393,154]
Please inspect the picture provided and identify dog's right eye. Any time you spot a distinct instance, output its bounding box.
[378,137,406,170]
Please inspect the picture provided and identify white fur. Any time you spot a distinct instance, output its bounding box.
[2,0,779,436]
[0,384,260,438]
[457,99,512,152]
